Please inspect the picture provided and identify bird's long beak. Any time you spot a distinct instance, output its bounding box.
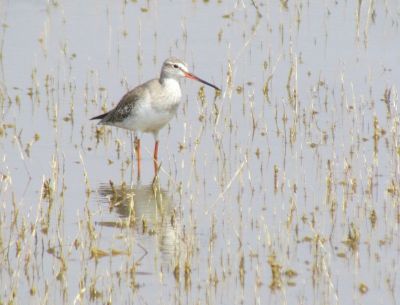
[184,72,220,91]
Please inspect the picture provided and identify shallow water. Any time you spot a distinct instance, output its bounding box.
[0,1,399,304]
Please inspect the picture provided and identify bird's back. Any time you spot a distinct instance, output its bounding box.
[93,78,182,133]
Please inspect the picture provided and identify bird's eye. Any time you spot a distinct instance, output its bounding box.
[173,64,179,68]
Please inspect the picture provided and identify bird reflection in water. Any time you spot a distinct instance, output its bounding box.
[96,180,179,257]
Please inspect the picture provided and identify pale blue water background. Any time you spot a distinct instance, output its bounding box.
[0,1,399,304]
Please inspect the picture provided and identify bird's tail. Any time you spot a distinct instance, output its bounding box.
[90,112,108,120]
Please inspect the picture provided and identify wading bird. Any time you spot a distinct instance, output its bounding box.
[91,57,220,177]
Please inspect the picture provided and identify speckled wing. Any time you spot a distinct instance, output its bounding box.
[91,88,144,124]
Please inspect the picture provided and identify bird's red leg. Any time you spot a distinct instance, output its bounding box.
[134,137,141,178]
[153,140,159,174]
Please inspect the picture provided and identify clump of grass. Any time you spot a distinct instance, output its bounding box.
[184,258,191,291]
[239,253,245,287]
[359,282,368,294]
[343,223,360,252]
[268,253,282,290]
[41,178,53,201]
[369,210,377,228]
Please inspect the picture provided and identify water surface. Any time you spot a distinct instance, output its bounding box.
[0,1,399,304]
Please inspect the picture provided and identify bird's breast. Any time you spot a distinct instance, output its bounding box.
[152,78,182,110]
